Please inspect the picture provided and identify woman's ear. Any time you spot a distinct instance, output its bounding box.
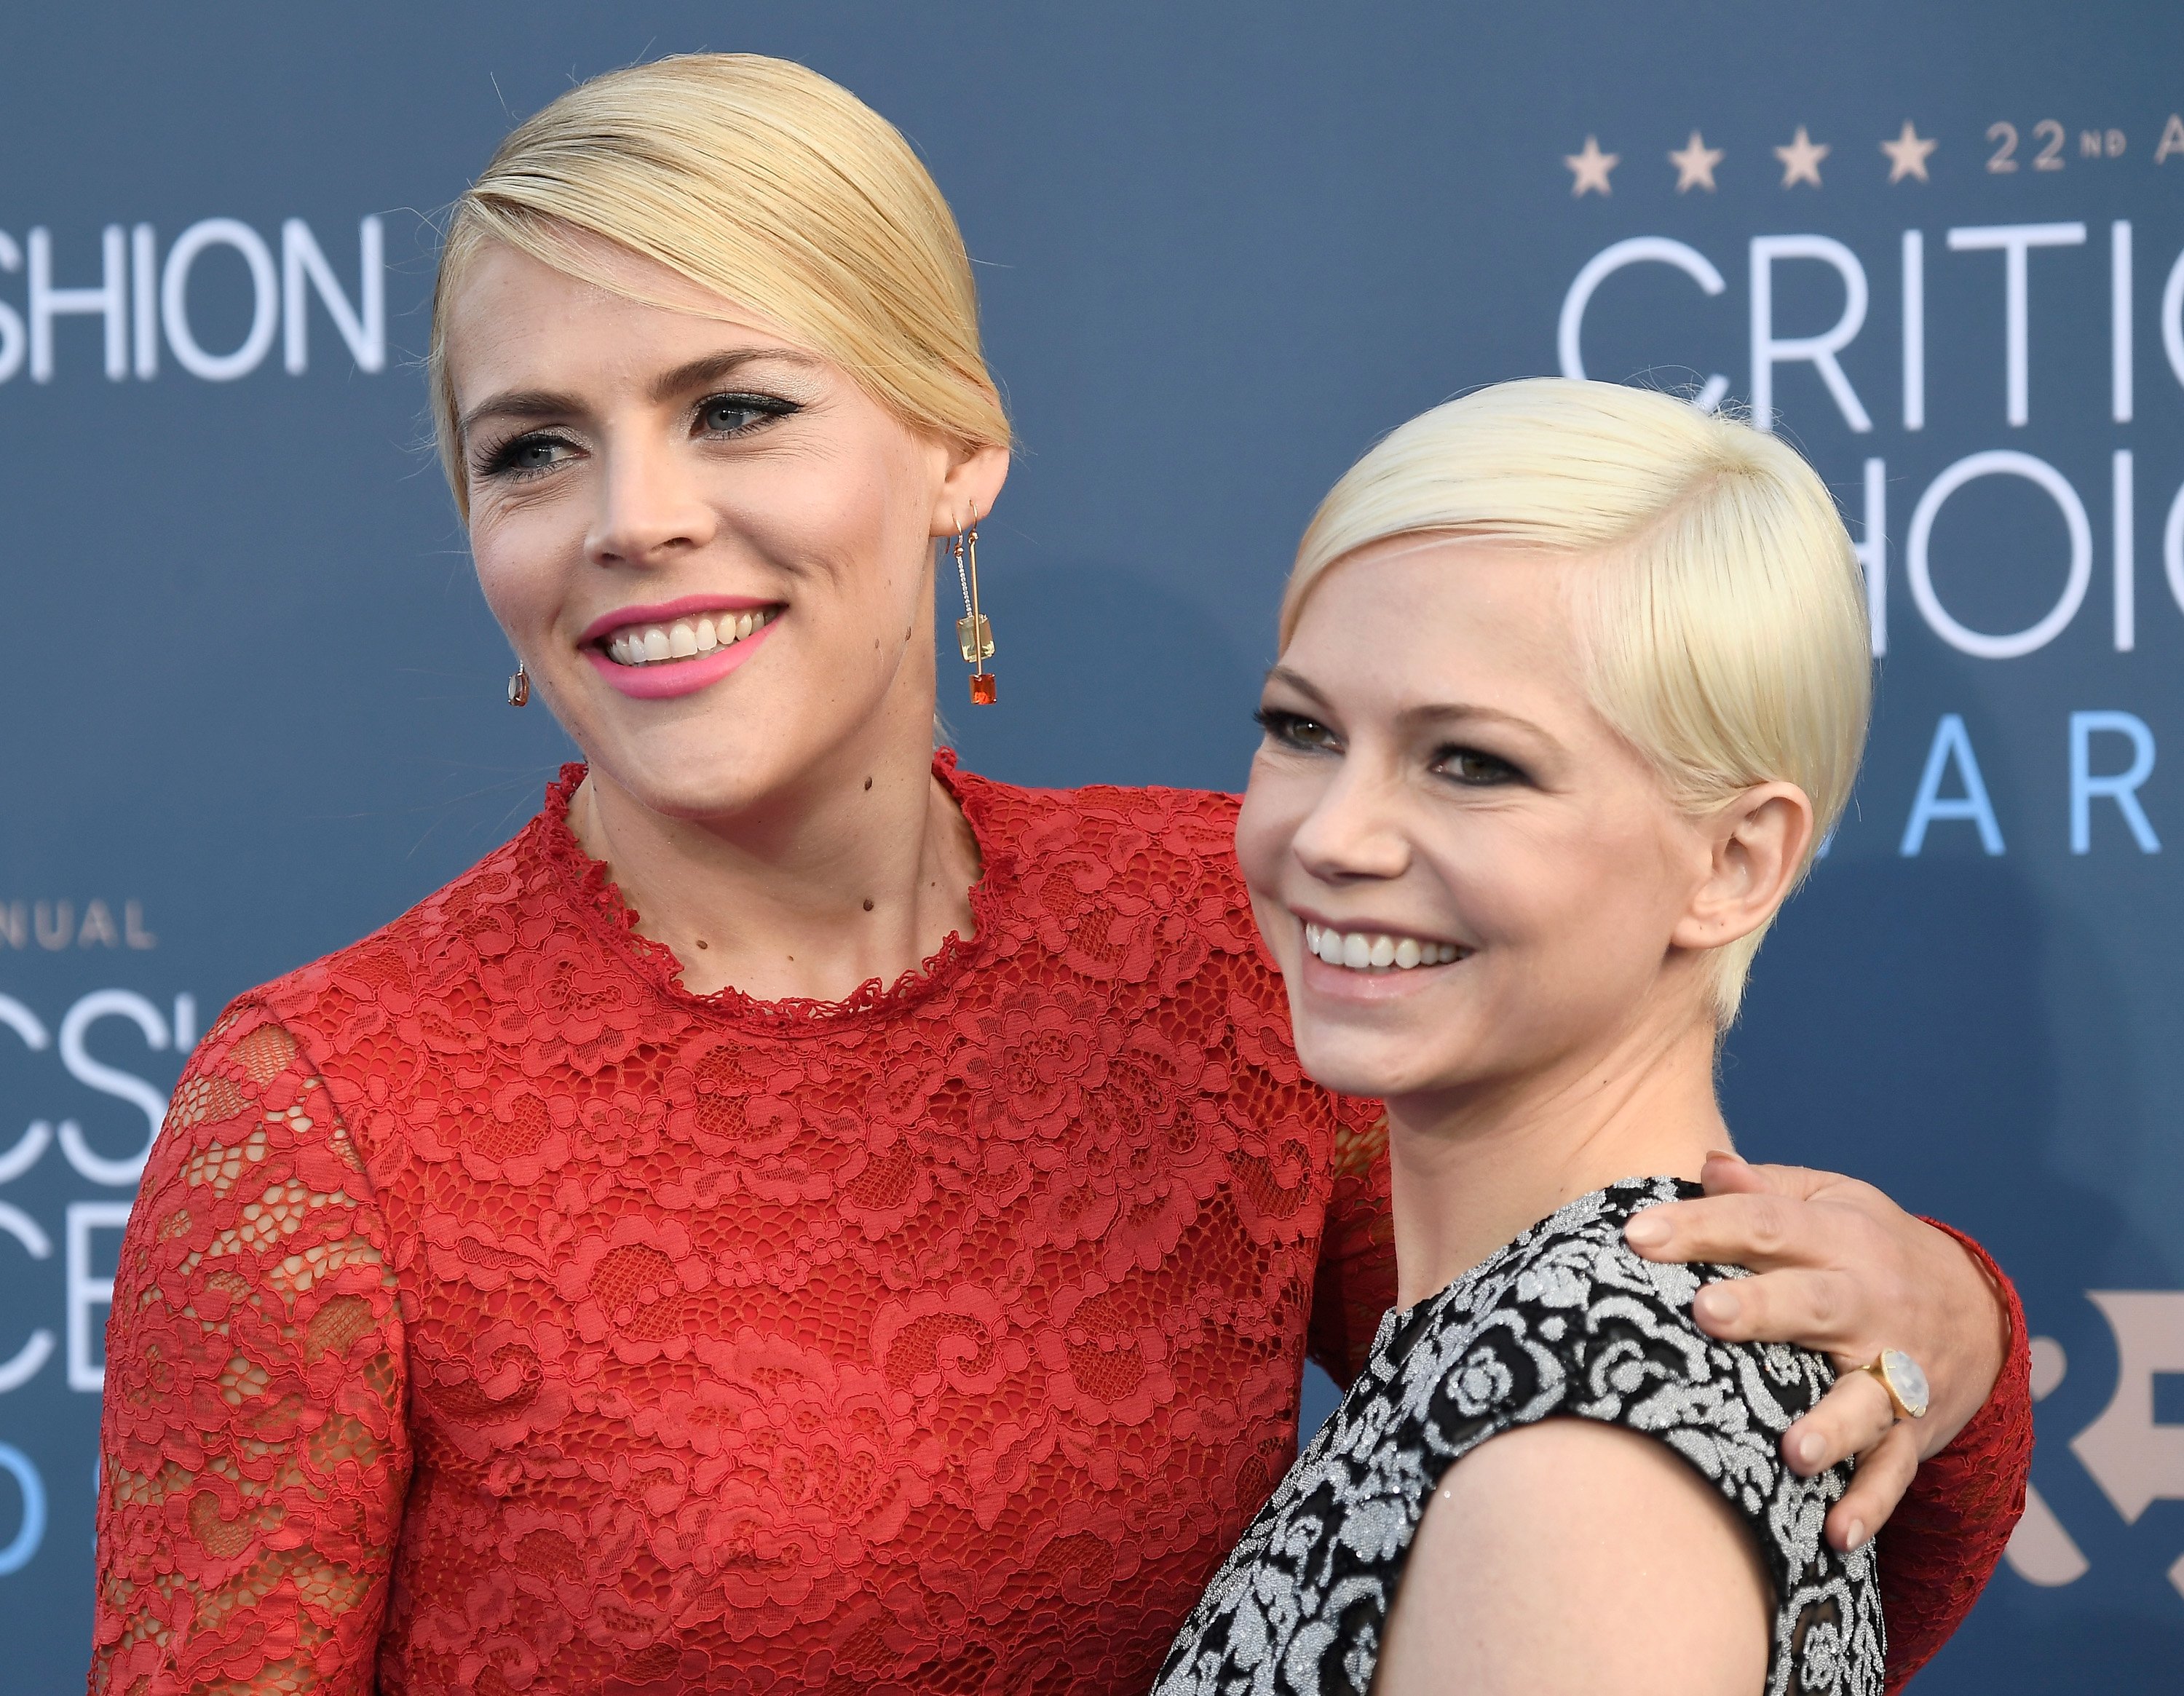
[931,442,1010,536]
[1671,784,1816,951]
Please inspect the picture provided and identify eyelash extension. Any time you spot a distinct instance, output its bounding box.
[471,391,806,483]
[695,391,802,433]
[475,431,571,481]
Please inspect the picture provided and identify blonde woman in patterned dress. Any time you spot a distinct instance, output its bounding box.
[1162,380,2004,1695]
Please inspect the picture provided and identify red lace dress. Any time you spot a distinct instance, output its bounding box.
[90,756,2029,1696]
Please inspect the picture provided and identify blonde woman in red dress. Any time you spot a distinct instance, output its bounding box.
[90,55,2027,1696]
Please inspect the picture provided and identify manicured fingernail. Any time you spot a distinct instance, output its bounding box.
[1625,1214,1669,1248]
[1696,1286,1741,1324]
[1706,1148,1745,1165]
[1845,1519,1867,1550]
[1797,1431,1827,1468]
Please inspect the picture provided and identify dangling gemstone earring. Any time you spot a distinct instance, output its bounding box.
[507,662,530,707]
[952,505,997,705]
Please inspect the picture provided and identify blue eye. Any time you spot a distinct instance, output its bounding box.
[697,392,797,436]
[480,432,577,480]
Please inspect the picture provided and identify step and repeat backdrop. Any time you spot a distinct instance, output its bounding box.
[1,4,2180,1688]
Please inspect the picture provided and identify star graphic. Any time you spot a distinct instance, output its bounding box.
[1775,125,1829,189]
[1669,130,1725,193]
[1565,135,1618,197]
[1880,119,1938,183]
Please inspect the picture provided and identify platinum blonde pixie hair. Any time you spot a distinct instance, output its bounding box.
[1282,378,1872,1025]
[430,53,1010,518]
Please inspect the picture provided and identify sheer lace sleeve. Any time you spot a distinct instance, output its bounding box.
[1305,1101,1396,1387]
[1874,1222,2032,1693]
[90,1003,409,1696]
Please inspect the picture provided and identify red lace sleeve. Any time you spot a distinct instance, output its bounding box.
[1876,1222,2032,1692]
[90,1003,410,1696]
[1305,1101,1397,1386]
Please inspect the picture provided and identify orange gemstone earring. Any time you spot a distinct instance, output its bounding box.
[952,505,996,705]
[506,662,530,707]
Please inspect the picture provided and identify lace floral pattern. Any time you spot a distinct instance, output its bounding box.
[90,757,2025,1695]
[1155,1180,1885,1696]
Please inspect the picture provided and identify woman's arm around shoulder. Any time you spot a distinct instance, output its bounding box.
[1625,1154,2033,1687]
[91,1001,410,1696]
[1375,1418,1771,1696]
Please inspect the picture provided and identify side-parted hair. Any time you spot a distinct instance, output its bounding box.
[429,53,1010,517]
[1283,378,1872,1024]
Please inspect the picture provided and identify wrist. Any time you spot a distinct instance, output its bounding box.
[1915,1217,2013,1458]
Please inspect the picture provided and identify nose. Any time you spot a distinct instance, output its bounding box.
[1289,757,1413,887]
[585,431,719,568]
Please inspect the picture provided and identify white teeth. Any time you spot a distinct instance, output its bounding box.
[604,608,777,665]
[1302,922,1463,973]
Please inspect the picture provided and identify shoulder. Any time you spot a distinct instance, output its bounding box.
[132,997,377,1247]
[949,759,1243,881]
[1375,1180,1885,1694]
[1380,1416,1773,1696]
[1404,1179,1838,1473]
[949,761,1278,990]
[249,810,553,1050]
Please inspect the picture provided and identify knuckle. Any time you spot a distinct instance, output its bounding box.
[1746,1196,1791,1256]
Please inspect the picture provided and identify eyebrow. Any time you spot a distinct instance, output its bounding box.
[456,346,823,440]
[1262,665,1558,743]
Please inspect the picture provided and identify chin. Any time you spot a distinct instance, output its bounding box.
[1291,1021,1457,1101]
[574,706,809,819]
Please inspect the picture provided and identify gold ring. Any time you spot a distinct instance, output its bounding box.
[1859,1349,1930,1421]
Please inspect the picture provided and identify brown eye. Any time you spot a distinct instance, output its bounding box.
[1255,708,1340,752]
[1434,747,1522,786]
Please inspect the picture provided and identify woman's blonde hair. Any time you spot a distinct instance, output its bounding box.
[1283,378,1871,1024]
[429,53,1010,516]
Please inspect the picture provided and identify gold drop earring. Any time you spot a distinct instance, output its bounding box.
[507,662,530,707]
[952,505,996,705]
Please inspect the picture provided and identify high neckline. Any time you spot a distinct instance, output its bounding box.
[531,747,1007,1029]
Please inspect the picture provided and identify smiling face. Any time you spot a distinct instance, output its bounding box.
[442,235,1004,822]
[1235,538,1736,1106]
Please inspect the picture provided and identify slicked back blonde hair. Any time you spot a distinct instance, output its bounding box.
[1283,378,1871,1024]
[430,53,1010,517]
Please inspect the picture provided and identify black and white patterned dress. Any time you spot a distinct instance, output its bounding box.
[1157,1178,1884,1696]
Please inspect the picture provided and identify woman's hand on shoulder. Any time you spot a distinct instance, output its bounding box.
[1375,1418,1770,1696]
[1621,1149,2011,1550]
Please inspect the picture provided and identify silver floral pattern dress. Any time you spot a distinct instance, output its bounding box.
[1156,1178,1885,1696]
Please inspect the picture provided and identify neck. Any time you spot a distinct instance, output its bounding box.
[1385,998,1728,1307]
[567,704,980,1004]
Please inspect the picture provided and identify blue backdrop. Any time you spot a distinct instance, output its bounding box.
[2,4,2180,1688]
